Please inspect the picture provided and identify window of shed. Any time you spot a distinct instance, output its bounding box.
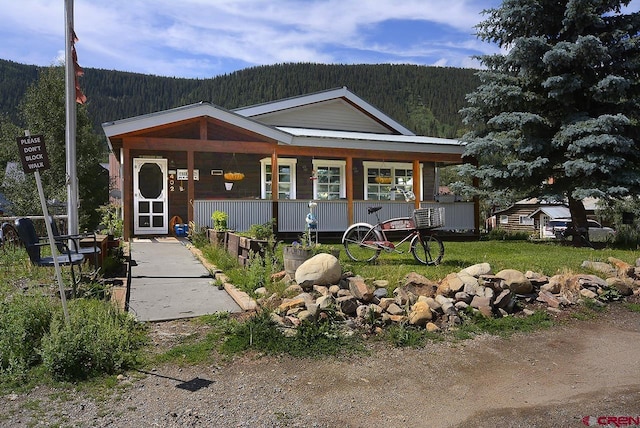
[500,215,509,224]
[519,215,534,225]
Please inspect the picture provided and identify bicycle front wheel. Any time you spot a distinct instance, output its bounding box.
[343,225,381,262]
[410,233,444,265]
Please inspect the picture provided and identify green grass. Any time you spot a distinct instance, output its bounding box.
[455,309,555,338]
[153,310,364,364]
[342,240,639,287]
[624,302,640,313]
[199,239,639,296]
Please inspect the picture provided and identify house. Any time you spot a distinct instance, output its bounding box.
[490,197,604,238]
[102,87,478,240]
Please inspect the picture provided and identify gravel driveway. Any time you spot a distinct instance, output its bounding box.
[2,304,640,427]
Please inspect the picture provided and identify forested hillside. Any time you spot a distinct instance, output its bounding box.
[0,60,479,138]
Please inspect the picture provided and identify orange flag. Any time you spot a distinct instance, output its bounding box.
[71,29,86,104]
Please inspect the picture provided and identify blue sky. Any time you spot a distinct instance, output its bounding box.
[0,0,637,79]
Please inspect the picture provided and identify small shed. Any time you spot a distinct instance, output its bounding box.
[528,205,571,238]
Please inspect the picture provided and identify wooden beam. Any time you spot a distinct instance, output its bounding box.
[123,137,463,163]
[346,156,353,225]
[271,150,278,232]
[122,146,131,240]
[413,159,421,209]
[199,117,207,140]
[187,150,195,225]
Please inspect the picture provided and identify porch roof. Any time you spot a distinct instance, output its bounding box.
[528,206,570,219]
[102,102,294,145]
[278,127,465,154]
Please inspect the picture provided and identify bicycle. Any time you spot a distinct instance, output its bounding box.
[341,188,445,265]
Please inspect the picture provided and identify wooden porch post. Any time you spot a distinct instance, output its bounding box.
[413,159,421,209]
[271,150,279,233]
[346,156,353,225]
[122,145,131,240]
[187,149,194,225]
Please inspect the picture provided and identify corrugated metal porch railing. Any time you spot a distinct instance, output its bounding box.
[193,200,475,234]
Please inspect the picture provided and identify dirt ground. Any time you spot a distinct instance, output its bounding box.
[2,304,640,428]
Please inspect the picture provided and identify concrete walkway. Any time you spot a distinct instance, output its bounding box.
[127,237,242,322]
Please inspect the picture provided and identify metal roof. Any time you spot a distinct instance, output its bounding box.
[528,206,571,219]
[101,102,293,144]
[277,127,465,154]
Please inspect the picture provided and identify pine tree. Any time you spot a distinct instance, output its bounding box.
[2,66,107,229]
[459,0,640,244]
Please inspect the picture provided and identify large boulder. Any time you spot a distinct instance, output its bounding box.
[460,262,492,277]
[401,272,439,298]
[295,253,342,289]
[495,269,533,294]
[408,301,432,326]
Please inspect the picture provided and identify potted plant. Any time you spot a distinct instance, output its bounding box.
[283,241,313,277]
[97,203,123,240]
[209,210,229,246]
[282,229,317,276]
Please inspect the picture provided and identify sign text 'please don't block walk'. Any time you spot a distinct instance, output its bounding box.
[16,134,50,173]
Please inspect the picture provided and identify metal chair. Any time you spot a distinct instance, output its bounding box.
[48,216,101,274]
[14,217,85,285]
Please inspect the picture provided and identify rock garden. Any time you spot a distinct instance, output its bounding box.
[232,252,640,335]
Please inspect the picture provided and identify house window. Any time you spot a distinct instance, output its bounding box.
[260,158,297,199]
[363,161,420,200]
[519,215,534,226]
[312,160,345,200]
[500,215,509,224]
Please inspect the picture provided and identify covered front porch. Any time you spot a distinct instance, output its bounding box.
[193,199,477,236]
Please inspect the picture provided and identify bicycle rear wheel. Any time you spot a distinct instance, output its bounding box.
[410,232,444,265]
[343,225,381,262]
[0,223,20,250]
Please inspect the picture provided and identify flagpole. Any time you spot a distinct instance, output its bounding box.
[64,0,79,235]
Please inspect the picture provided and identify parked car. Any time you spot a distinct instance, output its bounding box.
[545,218,615,242]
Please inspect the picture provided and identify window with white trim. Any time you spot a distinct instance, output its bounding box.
[312,160,345,200]
[260,158,297,199]
[363,161,420,200]
[519,215,534,225]
[500,215,509,224]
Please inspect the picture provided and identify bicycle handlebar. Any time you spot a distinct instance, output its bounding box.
[389,187,415,202]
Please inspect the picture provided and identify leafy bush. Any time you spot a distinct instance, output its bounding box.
[0,294,55,379]
[40,299,147,381]
[247,220,275,240]
[483,228,532,241]
[220,309,360,357]
[211,210,228,231]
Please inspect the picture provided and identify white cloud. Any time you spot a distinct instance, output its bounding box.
[0,0,504,77]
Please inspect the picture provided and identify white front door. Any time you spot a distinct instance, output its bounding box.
[133,158,168,235]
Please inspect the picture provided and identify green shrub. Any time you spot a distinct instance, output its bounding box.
[211,210,228,231]
[247,220,275,240]
[220,309,360,357]
[40,299,147,381]
[483,228,532,241]
[0,294,55,379]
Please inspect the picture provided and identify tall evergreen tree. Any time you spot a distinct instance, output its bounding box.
[459,0,640,243]
[1,66,107,229]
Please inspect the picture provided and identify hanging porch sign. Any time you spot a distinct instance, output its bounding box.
[16,134,50,173]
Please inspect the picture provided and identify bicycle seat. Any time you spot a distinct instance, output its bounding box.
[367,206,382,214]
